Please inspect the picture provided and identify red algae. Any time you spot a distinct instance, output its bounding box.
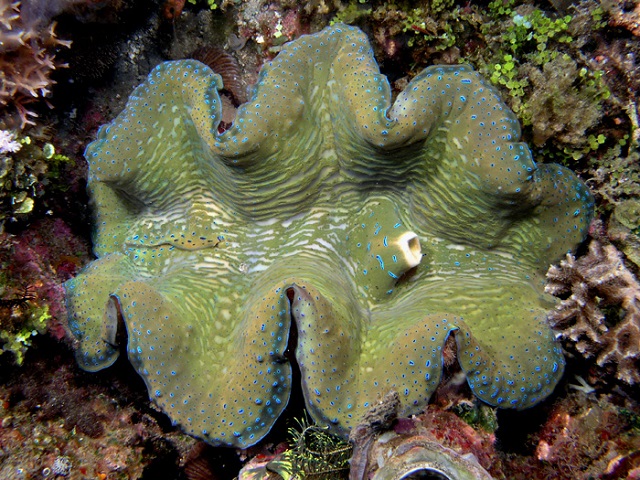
[0,346,198,479]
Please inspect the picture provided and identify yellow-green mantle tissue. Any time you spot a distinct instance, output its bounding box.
[65,24,593,447]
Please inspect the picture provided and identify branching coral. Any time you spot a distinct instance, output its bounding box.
[0,0,71,127]
[546,240,640,384]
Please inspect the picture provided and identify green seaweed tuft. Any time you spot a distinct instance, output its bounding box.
[275,417,352,479]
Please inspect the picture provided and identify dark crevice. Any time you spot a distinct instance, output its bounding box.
[250,286,308,446]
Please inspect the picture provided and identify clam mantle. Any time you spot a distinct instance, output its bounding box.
[65,24,593,447]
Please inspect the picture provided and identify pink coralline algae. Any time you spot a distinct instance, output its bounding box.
[534,392,640,478]
[1,217,90,358]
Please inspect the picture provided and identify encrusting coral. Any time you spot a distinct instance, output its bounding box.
[65,24,593,448]
[0,0,71,127]
[546,239,640,384]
